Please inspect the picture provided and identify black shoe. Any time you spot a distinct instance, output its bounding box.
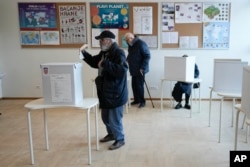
[130,101,139,105]
[109,140,125,150]
[175,103,182,109]
[184,104,191,109]
[99,134,115,142]
[138,102,145,108]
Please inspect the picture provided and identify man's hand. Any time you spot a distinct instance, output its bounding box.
[79,44,88,60]
[80,44,88,51]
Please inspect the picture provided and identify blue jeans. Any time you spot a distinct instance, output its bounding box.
[101,105,124,141]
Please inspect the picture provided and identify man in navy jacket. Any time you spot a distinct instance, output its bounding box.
[125,32,151,108]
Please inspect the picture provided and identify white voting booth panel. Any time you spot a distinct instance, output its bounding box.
[164,56,195,82]
[40,62,83,105]
[213,59,248,94]
[241,66,250,118]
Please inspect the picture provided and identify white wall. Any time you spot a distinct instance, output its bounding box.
[0,0,250,99]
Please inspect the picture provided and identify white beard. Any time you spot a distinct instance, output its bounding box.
[101,44,110,51]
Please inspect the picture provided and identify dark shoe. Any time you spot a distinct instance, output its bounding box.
[99,134,115,143]
[130,101,139,105]
[109,140,125,150]
[138,102,145,108]
[175,103,182,109]
[184,104,191,109]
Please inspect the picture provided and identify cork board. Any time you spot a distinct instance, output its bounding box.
[119,3,158,48]
[89,2,158,48]
[19,2,87,48]
[162,23,203,48]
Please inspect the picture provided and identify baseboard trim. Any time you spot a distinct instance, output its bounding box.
[1,97,240,102]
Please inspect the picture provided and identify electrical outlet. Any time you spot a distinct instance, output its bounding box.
[149,85,158,90]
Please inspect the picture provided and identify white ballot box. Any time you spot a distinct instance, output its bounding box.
[40,62,83,105]
[164,56,195,82]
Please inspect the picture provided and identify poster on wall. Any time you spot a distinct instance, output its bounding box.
[162,2,175,31]
[58,4,87,44]
[20,31,40,45]
[133,6,153,34]
[40,31,60,45]
[175,3,202,23]
[203,22,230,49]
[90,3,129,29]
[203,2,230,22]
[18,3,57,29]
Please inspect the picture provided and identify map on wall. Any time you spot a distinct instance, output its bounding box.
[20,31,40,45]
[203,22,230,49]
[203,3,230,22]
[18,3,57,29]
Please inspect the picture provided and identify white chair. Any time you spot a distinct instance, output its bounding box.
[234,66,250,150]
[234,104,250,150]
[217,92,241,143]
[208,59,247,128]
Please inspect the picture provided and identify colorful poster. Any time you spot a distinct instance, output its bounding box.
[58,5,87,44]
[18,3,57,29]
[20,31,40,45]
[40,31,60,45]
[175,3,202,23]
[203,22,230,49]
[90,3,129,29]
[203,3,230,22]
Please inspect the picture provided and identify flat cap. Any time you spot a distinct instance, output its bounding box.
[95,30,115,40]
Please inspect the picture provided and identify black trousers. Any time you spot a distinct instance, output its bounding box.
[131,75,145,103]
[172,82,192,104]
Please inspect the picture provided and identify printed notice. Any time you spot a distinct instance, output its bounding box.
[50,74,72,103]
[133,6,153,34]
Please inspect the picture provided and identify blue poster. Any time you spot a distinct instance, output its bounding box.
[90,3,129,29]
[20,31,40,45]
[203,22,230,49]
[18,3,57,29]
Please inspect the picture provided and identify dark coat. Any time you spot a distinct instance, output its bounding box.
[127,36,151,76]
[82,42,128,109]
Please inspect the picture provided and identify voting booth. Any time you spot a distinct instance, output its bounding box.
[164,56,195,82]
[241,66,250,118]
[213,59,248,94]
[40,62,83,105]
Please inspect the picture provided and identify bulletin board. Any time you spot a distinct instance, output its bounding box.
[162,23,203,48]
[18,2,87,48]
[161,2,231,49]
[90,2,158,48]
